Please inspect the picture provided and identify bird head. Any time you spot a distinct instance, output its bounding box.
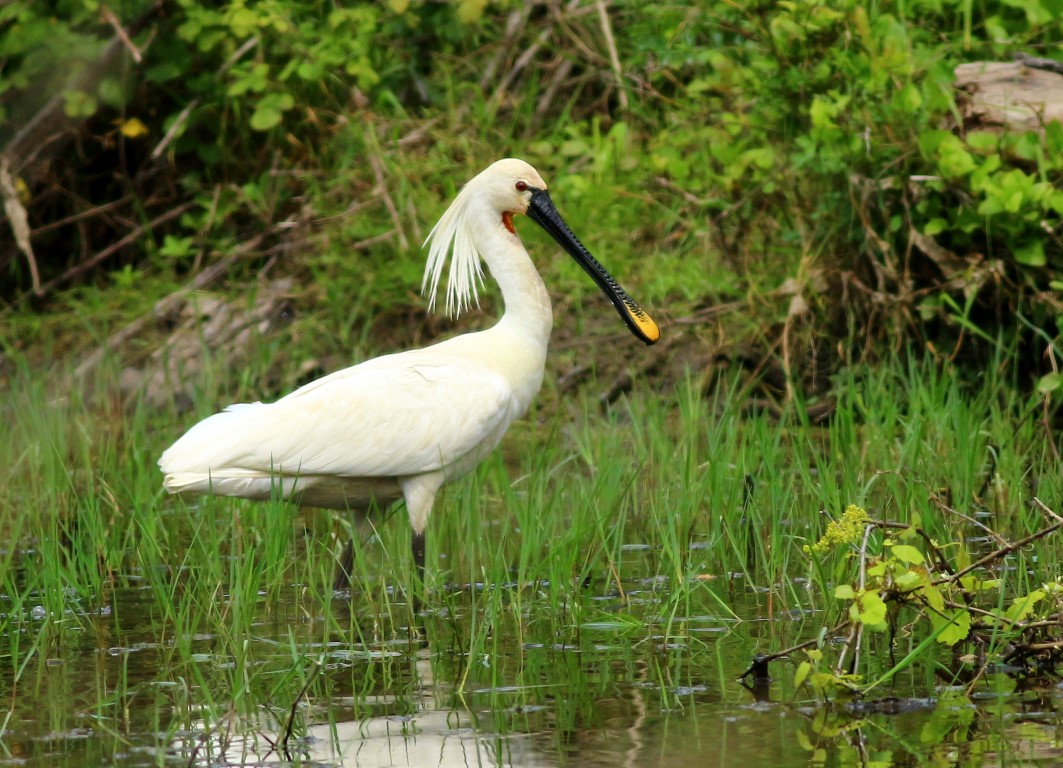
[422,159,659,345]
[473,158,548,226]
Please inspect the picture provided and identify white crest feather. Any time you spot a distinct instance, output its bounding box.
[422,181,487,317]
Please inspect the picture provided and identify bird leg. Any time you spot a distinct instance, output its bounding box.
[333,538,355,591]
[411,530,426,614]
[399,475,439,613]
[411,530,426,577]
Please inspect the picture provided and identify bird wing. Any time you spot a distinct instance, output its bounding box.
[159,349,519,482]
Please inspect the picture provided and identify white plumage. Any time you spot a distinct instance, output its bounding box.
[159,158,658,584]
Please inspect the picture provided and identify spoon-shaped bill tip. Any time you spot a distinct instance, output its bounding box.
[621,298,660,345]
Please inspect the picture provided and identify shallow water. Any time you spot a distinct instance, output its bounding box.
[3,560,1062,768]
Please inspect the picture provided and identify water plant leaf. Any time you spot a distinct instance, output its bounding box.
[959,575,999,592]
[1005,590,1045,623]
[851,591,888,628]
[890,544,924,564]
[921,583,945,612]
[894,569,924,589]
[930,609,971,646]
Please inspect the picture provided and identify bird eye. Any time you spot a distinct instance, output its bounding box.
[515,180,528,192]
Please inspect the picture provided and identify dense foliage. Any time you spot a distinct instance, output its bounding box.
[2,0,1063,380]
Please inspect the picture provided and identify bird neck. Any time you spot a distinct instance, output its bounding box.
[478,221,554,346]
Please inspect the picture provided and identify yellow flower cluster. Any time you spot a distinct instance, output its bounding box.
[804,504,869,556]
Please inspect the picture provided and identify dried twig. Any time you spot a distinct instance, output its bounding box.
[533,57,574,127]
[497,27,551,97]
[478,5,533,91]
[363,127,408,251]
[150,37,258,161]
[594,0,628,111]
[929,492,1009,548]
[935,517,1063,586]
[150,100,197,161]
[29,194,134,236]
[37,201,195,294]
[1032,496,1063,525]
[738,618,852,679]
[350,229,397,252]
[101,4,145,63]
[278,660,323,757]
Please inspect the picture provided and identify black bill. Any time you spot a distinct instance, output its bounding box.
[526,188,660,345]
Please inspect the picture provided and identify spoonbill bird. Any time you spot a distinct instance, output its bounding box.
[159,158,659,589]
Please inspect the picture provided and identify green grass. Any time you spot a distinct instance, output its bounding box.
[0,343,1060,765]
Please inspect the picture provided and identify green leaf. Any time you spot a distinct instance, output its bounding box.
[921,583,945,612]
[159,235,194,259]
[1014,241,1045,267]
[741,147,775,170]
[918,130,952,156]
[894,570,924,589]
[892,83,922,112]
[296,61,324,81]
[938,145,976,177]
[250,107,281,131]
[931,609,971,646]
[228,7,260,37]
[63,90,97,118]
[923,218,947,236]
[97,77,127,108]
[1037,372,1063,394]
[855,591,887,627]
[1005,590,1045,623]
[890,544,924,564]
[250,92,295,131]
[977,195,1004,216]
[458,0,488,23]
[966,131,999,153]
[834,584,855,600]
[794,660,811,689]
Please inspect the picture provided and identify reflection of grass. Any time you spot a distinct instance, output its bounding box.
[0,349,1059,761]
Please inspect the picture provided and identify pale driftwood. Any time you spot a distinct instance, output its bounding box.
[73,236,266,383]
[955,60,1063,132]
[120,275,294,408]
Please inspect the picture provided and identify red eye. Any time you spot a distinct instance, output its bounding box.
[515,180,528,192]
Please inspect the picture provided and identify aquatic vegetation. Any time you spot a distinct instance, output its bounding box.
[1,350,1061,765]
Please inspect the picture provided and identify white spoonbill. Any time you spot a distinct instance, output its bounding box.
[158,158,659,588]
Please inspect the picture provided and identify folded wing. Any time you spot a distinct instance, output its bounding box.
[159,351,518,487]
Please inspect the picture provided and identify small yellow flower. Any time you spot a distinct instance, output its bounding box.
[118,117,149,139]
[804,504,869,556]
